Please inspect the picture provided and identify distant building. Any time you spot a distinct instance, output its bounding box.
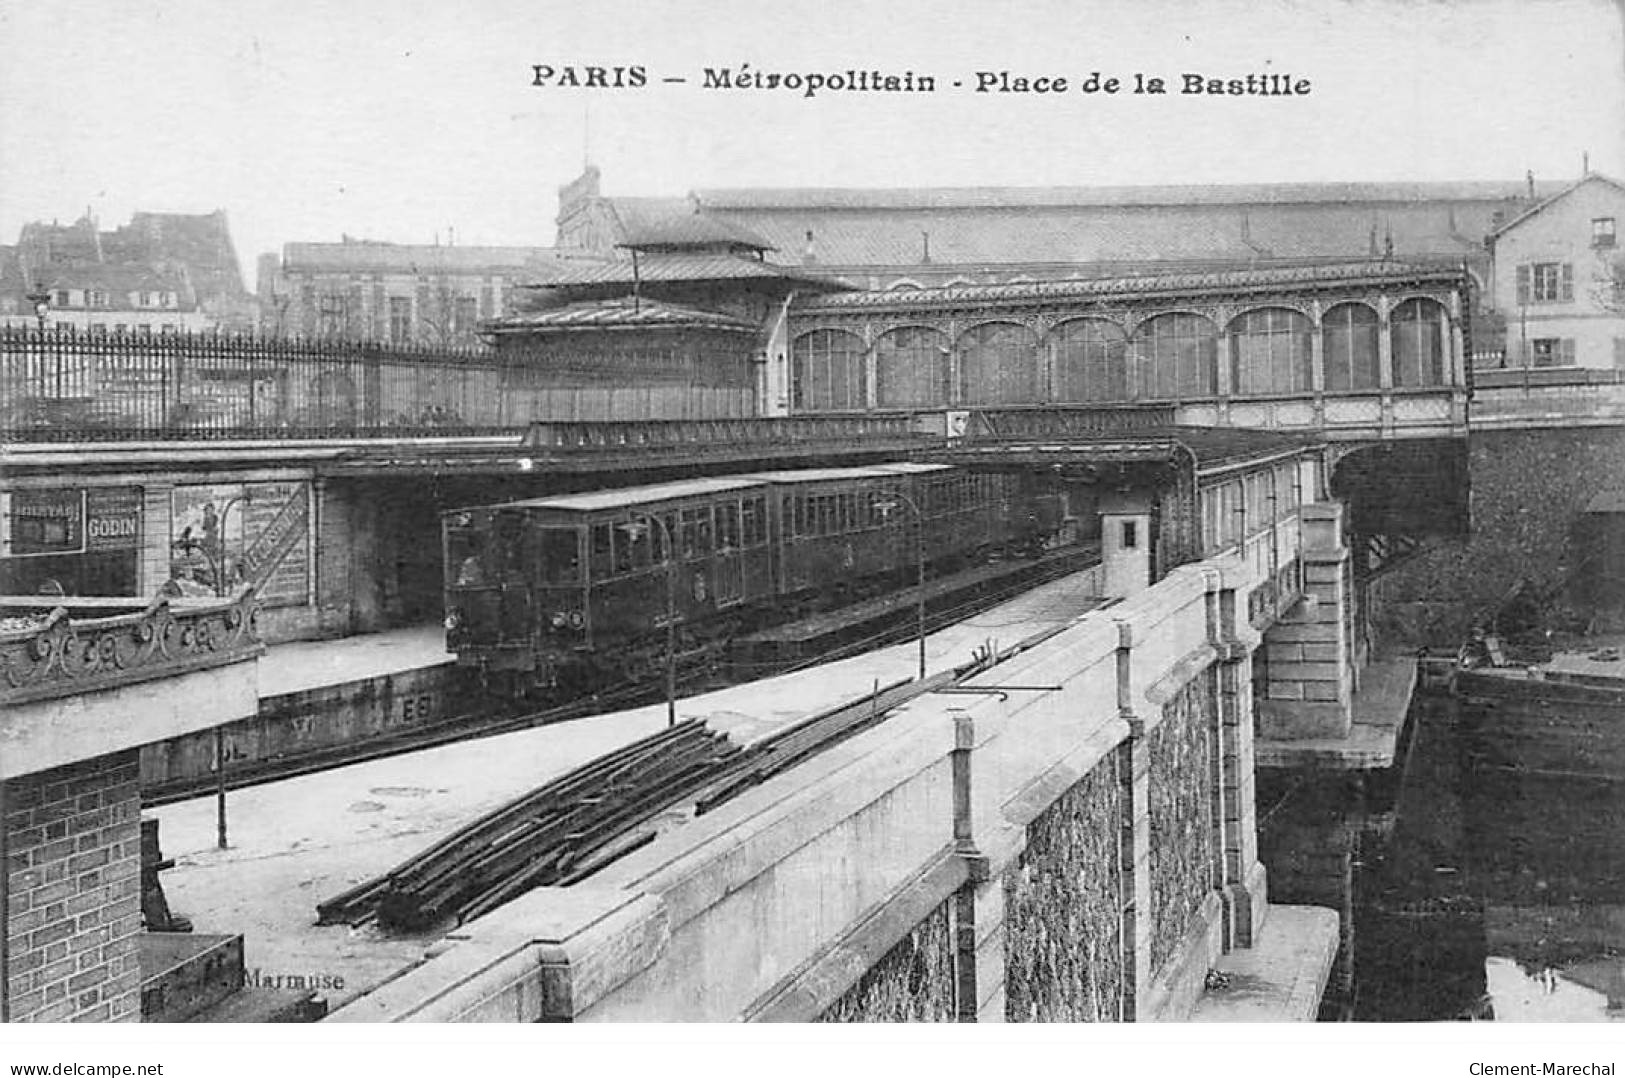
[556,165,1565,295]
[1485,172,1625,370]
[261,238,592,344]
[0,210,254,333]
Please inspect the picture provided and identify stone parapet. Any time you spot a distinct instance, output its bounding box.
[330,550,1318,1023]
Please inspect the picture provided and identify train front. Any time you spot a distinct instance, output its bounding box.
[441,505,587,690]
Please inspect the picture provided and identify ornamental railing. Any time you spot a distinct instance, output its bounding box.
[0,586,263,706]
[0,327,756,441]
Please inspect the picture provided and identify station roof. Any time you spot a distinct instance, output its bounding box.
[519,251,845,290]
[483,297,761,336]
[796,259,1464,312]
[938,424,1321,478]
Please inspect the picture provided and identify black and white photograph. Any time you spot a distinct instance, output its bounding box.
[1,0,1623,1068]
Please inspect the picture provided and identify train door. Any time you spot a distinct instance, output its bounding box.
[714,499,746,607]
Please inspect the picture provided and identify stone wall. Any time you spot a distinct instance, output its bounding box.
[816,897,956,1022]
[1003,757,1125,1022]
[3,750,142,1023]
[1373,426,1625,646]
[1148,671,1217,980]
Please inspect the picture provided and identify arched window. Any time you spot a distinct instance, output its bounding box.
[1133,313,1217,400]
[874,326,949,408]
[791,329,866,412]
[1050,319,1130,402]
[1391,298,1447,387]
[958,322,1041,405]
[1229,307,1313,396]
[1322,303,1380,391]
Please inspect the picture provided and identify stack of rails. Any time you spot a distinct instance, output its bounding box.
[315,719,742,932]
[316,616,1094,933]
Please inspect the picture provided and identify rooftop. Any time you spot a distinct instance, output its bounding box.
[484,297,762,335]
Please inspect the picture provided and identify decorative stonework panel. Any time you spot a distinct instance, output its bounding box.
[0,587,261,704]
[1003,758,1126,1022]
[816,897,957,1022]
[1148,669,1218,978]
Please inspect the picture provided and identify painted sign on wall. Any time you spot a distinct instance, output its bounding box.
[170,482,310,606]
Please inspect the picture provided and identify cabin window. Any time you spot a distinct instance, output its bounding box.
[538,528,581,584]
[741,497,765,546]
[681,507,711,559]
[1122,521,1138,549]
[717,503,740,551]
[590,523,613,581]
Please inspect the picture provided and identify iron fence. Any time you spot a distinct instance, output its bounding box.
[0,327,756,441]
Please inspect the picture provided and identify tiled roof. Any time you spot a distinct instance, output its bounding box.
[706,201,1509,270]
[113,211,249,299]
[521,251,839,288]
[694,180,1565,211]
[282,242,577,274]
[1489,172,1625,238]
[579,179,1563,272]
[619,214,774,251]
[798,260,1463,311]
[484,297,760,334]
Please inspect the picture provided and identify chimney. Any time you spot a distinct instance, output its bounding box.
[1526,170,1536,199]
[802,229,818,265]
[920,230,932,265]
[1583,151,1591,176]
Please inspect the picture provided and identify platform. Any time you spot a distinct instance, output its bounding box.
[1255,655,1419,770]
[150,569,1106,1012]
[257,624,454,699]
[1189,905,1341,1022]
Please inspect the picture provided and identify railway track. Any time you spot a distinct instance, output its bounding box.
[142,546,1101,809]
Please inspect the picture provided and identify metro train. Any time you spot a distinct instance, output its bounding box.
[441,462,1061,692]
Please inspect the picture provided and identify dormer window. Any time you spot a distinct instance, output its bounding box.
[1594,217,1617,248]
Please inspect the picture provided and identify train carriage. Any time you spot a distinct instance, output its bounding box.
[443,461,1049,695]
[444,476,773,684]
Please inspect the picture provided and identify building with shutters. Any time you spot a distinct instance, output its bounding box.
[259,238,595,344]
[1486,172,1625,370]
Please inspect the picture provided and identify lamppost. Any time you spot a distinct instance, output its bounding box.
[621,515,678,727]
[25,288,50,332]
[170,494,249,597]
[877,489,928,680]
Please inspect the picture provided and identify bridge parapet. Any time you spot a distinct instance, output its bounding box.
[332,549,1332,1024]
[1469,368,1625,430]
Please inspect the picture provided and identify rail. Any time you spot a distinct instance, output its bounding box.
[0,586,262,705]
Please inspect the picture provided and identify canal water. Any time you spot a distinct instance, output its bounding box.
[1257,694,1625,1021]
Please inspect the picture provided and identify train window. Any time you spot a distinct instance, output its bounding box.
[817,494,835,536]
[837,493,853,533]
[613,522,651,575]
[539,529,581,584]
[717,503,740,551]
[590,523,613,581]
[448,529,485,587]
[681,507,712,559]
[791,495,805,539]
[742,498,764,546]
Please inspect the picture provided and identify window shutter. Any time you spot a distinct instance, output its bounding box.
[1560,263,1574,301]
[1516,264,1530,305]
[1561,339,1576,366]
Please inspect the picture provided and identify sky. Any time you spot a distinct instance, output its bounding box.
[1,0,1622,286]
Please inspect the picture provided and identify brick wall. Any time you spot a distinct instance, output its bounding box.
[4,750,143,1023]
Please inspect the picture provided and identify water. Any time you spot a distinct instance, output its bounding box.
[1257,695,1625,1021]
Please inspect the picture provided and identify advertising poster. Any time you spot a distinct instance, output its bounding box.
[170,481,310,605]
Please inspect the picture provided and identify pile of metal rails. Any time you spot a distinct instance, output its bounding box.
[315,720,742,932]
[316,617,1090,934]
